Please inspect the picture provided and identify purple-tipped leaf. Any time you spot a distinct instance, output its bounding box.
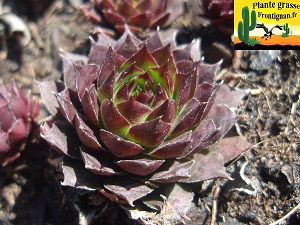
[123,44,157,71]
[180,150,230,183]
[117,97,152,124]
[75,115,104,151]
[98,71,116,103]
[104,178,153,206]
[126,117,171,147]
[40,121,81,158]
[209,136,252,163]
[8,119,27,145]
[62,159,104,190]
[0,105,15,131]
[117,1,139,20]
[128,12,154,28]
[149,131,192,158]
[80,147,120,176]
[100,129,144,157]
[171,98,205,136]
[166,183,193,219]
[36,80,64,116]
[82,84,99,125]
[100,99,130,136]
[75,64,99,102]
[55,89,77,125]
[213,84,246,110]
[150,160,194,183]
[0,132,10,153]
[205,105,240,142]
[180,119,218,158]
[116,158,165,176]
[147,99,175,123]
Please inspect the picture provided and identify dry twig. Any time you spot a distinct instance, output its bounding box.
[269,202,300,225]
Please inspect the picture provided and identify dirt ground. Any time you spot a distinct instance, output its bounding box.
[0,0,299,224]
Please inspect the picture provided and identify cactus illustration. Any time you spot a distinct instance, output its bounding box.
[282,23,290,38]
[238,6,257,43]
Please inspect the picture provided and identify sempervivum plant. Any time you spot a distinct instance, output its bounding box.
[201,0,234,34]
[81,0,184,35]
[38,30,251,220]
[0,81,40,166]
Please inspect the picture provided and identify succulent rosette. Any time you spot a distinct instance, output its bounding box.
[38,30,251,219]
[0,81,40,166]
[81,0,184,35]
[201,0,234,34]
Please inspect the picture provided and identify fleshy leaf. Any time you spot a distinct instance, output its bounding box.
[149,131,192,158]
[115,63,144,90]
[151,84,168,108]
[98,70,116,103]
[114,28,141,52]
[115,34,139,59]
[180,150,230,183]
[74,115,104,151]
[197,61,221,84]
[205,105,240,142]
[100,129,143,157]
[82,84,99,125]
[128,12,154,28]
[75,64,99,102]
[136,0,153,12]
[148,63,174,96]
[151,43,176,75]
[122,44,157,71]
[62,159,104,190]
[146,31,163,52]
[117,97,152,124]
[116,158,165,176]
[36,80,64,116]
[56,89,77,125]
[117,1,139,20]
[213,84,246,110]
[135,83,154,105]
[179,119,218,158]
[209,136,252,163]
[173,42,193,62]
[88,39,109,65]
[126,117,171,147]
[98,46,125,85]
[150,12,170,29]
[100,99,130,136]
[114,83,130,104]
[102,9,126,26]
[150,160,194,183]
[0,104,16,132]
[80,146,120,176]
[147,99,175,123]
[194,82,215,103]
[174,70,195,109]
[165,183,193,219]
[9,97,28,121]
[104,178,153,206]
[0,132,10,153]
[62,52,87,94]
[100,0,115,11]
[171,98,205,136]
[8,119,27,145]
[40,121,81,158]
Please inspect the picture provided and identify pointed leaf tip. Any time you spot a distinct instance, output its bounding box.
[100,129,143,157]
[116,158,164,176]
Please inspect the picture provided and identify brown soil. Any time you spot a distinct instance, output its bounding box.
[0,1,299,225]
